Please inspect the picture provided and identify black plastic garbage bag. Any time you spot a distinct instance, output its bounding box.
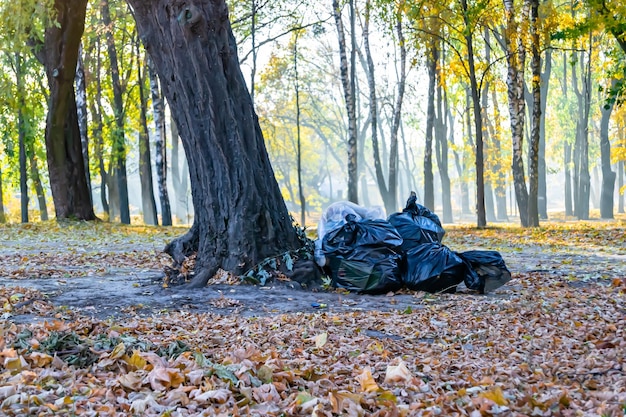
[322,214,404,294]
[457,250,511,293]
[388,192,445,250]
[403,243,467,293]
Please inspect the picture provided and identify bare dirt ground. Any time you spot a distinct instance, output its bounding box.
[2,220,624,324]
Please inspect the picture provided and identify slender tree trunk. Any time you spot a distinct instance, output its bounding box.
[491,88,508,221]
[294,33,305,226]
[171,117,190,221]
[137,44,158,225]
[502,0,530,226]
[573,40,591,220]
[39,0,95,221]
[387,15,406,213]
[564,142,573,216]
[538,48,552,219]
[0,166,5,223]
[89,36,108,216]
[102,0,130,224]
[363,0,388,208]
[618,158,624,214]
[481,29,496,223]
[27,142,49,221]
[599,79,616,219]
[16,53,29,223]
[424,43,436,211]
[437,49,453,223]
[75,43,92,202]
[527,0,541,227]
[250,0,257,104]
[332,0,358,204]
[129,0,301,287]
[148,57,172,226]
[462,0,486,227]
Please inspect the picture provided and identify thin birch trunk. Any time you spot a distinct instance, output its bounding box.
[75,43,92,202]
[332,0,358,204]
[148,56,172,226]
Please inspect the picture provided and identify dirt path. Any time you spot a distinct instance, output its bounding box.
[2,224,625,324]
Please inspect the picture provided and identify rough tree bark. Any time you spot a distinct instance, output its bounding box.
[127,0,301,287]
[39,0,95,221]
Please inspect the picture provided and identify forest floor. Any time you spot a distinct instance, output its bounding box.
[1,214,625,416]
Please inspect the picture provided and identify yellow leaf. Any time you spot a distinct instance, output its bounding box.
[110,342,126,360]
[479,387,508,406]
[125,350,147,370]
[356,367,379,392]
[315,332,327,348]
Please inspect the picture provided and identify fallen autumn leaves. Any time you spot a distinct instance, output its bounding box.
[1,220,625,416]
[2,274,625,416]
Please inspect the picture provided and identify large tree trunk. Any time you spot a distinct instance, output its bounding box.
[332,0,358,204]
[147,57,173,226]
[128,0,301,287]
[599,79,616,219]
[40,0,95,221]
[137,44,158,226]
[527,0,540,227]
[102,0,130,225]
[502,0,529,226]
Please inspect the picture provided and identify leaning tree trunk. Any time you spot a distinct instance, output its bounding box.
[38,0,95,221]
[128,0,301,288]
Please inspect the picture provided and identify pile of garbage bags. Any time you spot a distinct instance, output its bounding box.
[316,193,511,295]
